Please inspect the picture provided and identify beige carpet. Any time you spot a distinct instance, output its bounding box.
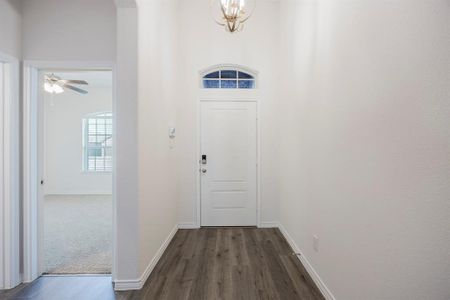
[43,195,112,274]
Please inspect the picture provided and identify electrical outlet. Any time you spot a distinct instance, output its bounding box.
[313,235,319,252]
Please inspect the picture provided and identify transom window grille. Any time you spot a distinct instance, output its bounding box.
[82,112,113,172]
[202,69,255,89]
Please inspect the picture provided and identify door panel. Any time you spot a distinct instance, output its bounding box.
[201,101,257,226]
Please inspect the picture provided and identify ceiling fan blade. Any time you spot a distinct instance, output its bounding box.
[63,84,88,94]
[60,80,88,85]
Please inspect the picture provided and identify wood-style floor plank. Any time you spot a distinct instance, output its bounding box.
[1,228,324,300]
[0,276,117,300]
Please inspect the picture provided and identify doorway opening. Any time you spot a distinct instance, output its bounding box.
[198,65,260,227]
[38,70,113,275]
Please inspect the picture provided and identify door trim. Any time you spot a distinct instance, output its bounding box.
[197,89,261,228]
[0,52,20,290]
[22,61,117,283]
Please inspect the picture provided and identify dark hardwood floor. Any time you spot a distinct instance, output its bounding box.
[1,228,324,300]
[0,276,120,300]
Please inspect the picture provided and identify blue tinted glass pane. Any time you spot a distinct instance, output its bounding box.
[221,70,237,78]
[238,71,253,79]
[204,71,220,79]
[203,80,220,88]
[221,80,237,88]
[238,80,255,89]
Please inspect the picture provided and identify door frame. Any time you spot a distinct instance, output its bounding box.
[197,89,261,228]
[22,61,117,282]
[0,51,20,290]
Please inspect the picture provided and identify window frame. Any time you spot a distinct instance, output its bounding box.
[199,65,258,90]
[82,112,113,173]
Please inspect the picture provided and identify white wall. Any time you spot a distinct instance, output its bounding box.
[43,84,112,195]
[136,0,180,276]
[278,0,450,299]
[176,0,281,226]
[114,1,140,282]
[0,0,22,58]
[14,0,169,287]
[22,0,116,61]
[19,0,133,283]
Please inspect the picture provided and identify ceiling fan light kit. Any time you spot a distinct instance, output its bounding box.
[44,81,64,94]
[211,0,255,33]
[44,74,89,95]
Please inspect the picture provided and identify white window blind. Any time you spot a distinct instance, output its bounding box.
[82,112,112,172]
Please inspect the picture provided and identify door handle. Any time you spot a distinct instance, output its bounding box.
[201,168,207,173]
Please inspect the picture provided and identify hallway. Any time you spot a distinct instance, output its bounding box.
[1,0,449,298]
[1,228,323,300]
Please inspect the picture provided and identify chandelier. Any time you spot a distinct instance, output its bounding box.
[211,0,255,33]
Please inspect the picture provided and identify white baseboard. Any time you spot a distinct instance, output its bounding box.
[44,193,113,197]
[178,222,200,229]
[113,224,178,291]
[277,223,336,300]
[179,221,280,229]
[258,221,280,228]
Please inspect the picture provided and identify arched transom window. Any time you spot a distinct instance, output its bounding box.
[202,68,256,89]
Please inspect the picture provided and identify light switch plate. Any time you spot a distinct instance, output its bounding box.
[168,126,176,139]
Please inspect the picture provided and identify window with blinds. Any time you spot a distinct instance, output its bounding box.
[82,112,113,172]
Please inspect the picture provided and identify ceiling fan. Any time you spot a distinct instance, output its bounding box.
[44,74,89,94]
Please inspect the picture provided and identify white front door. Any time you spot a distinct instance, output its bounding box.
[200,101,257,226]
